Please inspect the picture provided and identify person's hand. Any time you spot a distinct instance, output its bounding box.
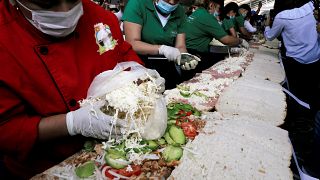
[66,101,123,139]
[181,60,198,70]
[158,45,181,63]
[239,38,249,50]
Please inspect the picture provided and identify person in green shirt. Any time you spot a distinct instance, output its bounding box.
[221,17,237,37]
[184,0,247,53]
[224,2,251,39]
[122,0,198,89]
[183,0,248,71]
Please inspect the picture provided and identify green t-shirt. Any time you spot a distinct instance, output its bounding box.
[221,18,235,33]
[122,0,186,46]
[234,15,245,32]
[183,8,228,53]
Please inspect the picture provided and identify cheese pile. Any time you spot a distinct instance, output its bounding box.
[80,62,167,140]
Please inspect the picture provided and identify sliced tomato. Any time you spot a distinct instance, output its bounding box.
[116,165,142,177]
[178,110,185,115]
[181,122,197,139]
[131,165,142,176]
[178,110,192,117]
[176,116,191,127]
[117,168,132,177]
[102,166,117,179]
[175,119,182,126]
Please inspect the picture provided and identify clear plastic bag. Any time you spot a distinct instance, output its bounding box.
[86,61,167,140]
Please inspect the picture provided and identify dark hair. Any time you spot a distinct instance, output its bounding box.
[193,0,221,9]
[273,0,312,17]
[239,4,251,12]
[221,2,239,20]
[224,2,239,15]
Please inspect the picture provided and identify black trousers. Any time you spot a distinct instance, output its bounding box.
[282,56,320,174]
[282,56,320,115]
[139,55,183,90]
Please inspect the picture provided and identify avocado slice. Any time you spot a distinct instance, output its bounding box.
[164,132,179,146]
[147,140,159,150]
[162,145,183,162]
[75,161,95,178]
[105,153,129,169]
[169,126,186,145]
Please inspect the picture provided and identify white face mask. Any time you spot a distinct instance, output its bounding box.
[16,0,84,37]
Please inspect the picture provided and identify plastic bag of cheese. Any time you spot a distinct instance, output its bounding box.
[82,61,167,140]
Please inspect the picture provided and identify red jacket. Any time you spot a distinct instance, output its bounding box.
[0,0,142,178]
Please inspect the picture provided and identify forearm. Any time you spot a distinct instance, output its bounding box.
[129,40,161,55]
[175,33,187,53]
[176,46,187,53]
[230,28,237,37]
[245,22,257,33]
[240,27,252,39]
[38,114,69,142]
[219,35,241,46]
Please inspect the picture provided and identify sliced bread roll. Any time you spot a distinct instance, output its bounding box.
[215,77,287,126]
[242,57,286,84]
[169,115,292,180]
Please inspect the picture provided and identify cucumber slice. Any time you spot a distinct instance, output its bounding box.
[107,148,126,157]
[180,91,192,98]
[105,154,129,169]
[157,138,166,145]
[167,120,177,125]
[147,140,159,150]
[162,145,183,162]
[75,161,95,178]
[164,132,178,146]
[169,126,186,145]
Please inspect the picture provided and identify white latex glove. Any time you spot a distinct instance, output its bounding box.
[158,45,181,63]
[239,38,249,50]
[230,47,245,54]
[66,101,123,139]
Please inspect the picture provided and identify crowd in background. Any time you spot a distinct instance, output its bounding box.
[0,0,319,179]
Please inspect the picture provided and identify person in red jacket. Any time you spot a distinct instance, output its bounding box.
[0,0,142,179]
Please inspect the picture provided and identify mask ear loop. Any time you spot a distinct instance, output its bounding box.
[15,0,33,20]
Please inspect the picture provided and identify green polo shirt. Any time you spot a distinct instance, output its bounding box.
[122,0,186,46]
[183,8,228,53]
[234,15,245,32]
[221,18,235,33]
